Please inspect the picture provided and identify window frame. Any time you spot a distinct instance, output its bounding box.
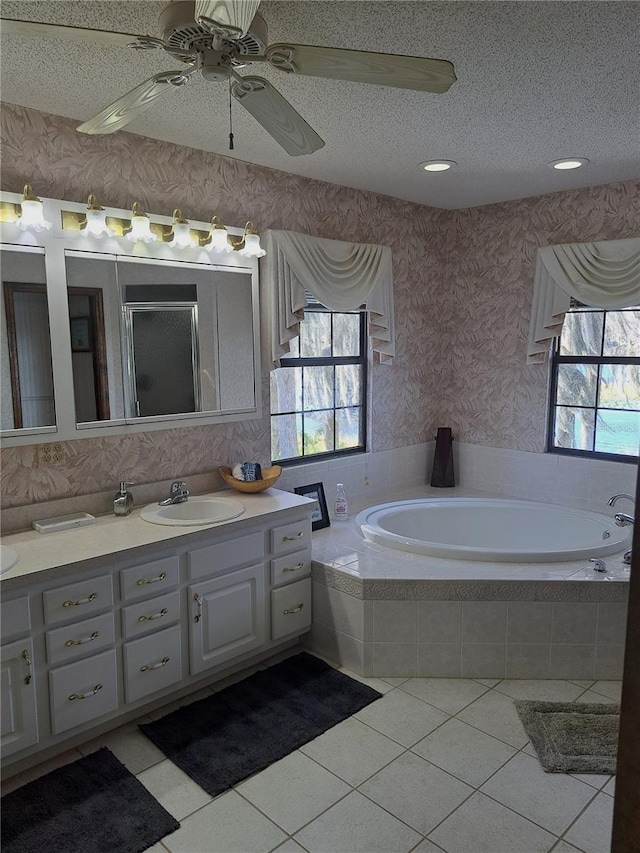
[547,304,640,462]
[270,304,368,466]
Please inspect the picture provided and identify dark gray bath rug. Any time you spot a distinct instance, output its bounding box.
[0,747,179,853]
[515,700,620,773]
[140,651,382,796]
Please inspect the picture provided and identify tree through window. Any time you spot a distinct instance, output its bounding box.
[548,302,640,459]
[270,301,367,463]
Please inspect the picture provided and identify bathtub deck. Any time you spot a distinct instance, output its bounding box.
[306,486,629,680]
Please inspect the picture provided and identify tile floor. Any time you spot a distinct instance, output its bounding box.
[2,653,620,853]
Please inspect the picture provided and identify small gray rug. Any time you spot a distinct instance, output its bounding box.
[515,700,620,774]
[1,747,179,853]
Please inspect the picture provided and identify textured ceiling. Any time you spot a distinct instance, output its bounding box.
[1,1,639,209]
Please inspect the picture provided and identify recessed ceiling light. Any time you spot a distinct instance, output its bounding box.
[419,160,457,172]
[548,158,589,170]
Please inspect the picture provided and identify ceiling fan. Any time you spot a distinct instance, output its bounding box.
[0,0,457,156]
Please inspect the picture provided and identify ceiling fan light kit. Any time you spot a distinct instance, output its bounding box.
[0,1,457,158]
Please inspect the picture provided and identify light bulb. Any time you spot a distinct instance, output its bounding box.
[239,232,266,258]
[81,207,113,239]
[206,225,233,253]
[168,209,197,248]
[16,185,52,232]
[126,203,157,243]
[169,221,196,248]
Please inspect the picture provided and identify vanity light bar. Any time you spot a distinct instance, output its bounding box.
[59,199,266,256]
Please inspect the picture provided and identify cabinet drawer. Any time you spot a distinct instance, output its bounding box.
[122,591,181,640]
[120,555,179,602]
[46,612,115,666]
[271,550,311,587]
[188,531,264,580]
[123,625,182,704]
[271,578,312,640]
[49,649,118,735]
[43,575,113,626]
[271,518,312,556]
[1,596,30,641]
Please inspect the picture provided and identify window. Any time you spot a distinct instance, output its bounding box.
[548,302,640,460]
[270,301,367,463]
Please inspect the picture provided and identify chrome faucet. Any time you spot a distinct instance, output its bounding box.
[607,493,634,565]
[159,480,190,506]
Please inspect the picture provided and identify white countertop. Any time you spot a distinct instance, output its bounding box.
[0,488,314,586]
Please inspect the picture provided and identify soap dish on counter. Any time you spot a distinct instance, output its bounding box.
[33,512,96,534]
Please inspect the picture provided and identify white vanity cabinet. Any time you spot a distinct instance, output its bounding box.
[1,638,38,757]
[0,491,314,773]
[1,596,38,758]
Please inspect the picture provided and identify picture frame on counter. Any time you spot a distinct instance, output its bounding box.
[294,482,330,530]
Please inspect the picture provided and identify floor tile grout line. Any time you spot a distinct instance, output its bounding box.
[476,778,603,843]
[553,786,611,851]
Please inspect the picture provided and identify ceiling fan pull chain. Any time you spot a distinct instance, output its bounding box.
[228,74,235,151]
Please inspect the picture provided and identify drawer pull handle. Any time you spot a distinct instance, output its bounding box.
[141,656,170,672]
[69,683,103,701]
[194,592,203,622]
[283,603,304,615]
[65,631,100,647]
[283,562,305,573]
[63,592,98,608]
[22,649,32,685]
[138,608,168,624]
[136,572,167,586]
[282,532,304,542]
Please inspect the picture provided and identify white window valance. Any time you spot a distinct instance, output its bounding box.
[262,230,395,367]
[527,237,640,363]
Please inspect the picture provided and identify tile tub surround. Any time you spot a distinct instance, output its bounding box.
[305,485,630,680]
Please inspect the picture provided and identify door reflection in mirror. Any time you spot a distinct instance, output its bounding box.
[1,248,55,429]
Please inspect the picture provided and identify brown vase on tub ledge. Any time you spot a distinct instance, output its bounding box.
[431,427,455,487]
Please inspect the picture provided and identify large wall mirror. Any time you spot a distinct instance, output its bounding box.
[65,254,256,427]
[1,246,56,431]
[0,192,261,446]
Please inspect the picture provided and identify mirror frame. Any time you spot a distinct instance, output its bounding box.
[0,191,262,447]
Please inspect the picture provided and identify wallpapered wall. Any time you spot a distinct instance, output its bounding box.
[0,104,449,506]
[1,104,638,507]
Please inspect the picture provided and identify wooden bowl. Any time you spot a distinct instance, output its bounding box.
[219,465,282,493]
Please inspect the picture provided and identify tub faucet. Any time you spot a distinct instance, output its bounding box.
[159,480,190,505]
[607,494,634,566]
[607,493,634,508]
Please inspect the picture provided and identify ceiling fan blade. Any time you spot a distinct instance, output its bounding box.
[266,43,457,94]
[0,17,141,48]
[195,1,260,37]
[231,76,324,156]
[77,72,188,135]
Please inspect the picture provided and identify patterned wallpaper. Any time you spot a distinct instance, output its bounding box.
[0,104,448,506]
[1,104,638,507]
[440,183,640,451]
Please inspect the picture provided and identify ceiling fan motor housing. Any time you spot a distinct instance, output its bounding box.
[159,1,267,56]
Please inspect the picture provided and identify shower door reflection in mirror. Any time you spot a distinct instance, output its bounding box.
[1,247,56,430]
[124,304,199,417]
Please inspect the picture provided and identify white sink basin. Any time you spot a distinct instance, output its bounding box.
[1,544,19,575]
[141,497,245,526]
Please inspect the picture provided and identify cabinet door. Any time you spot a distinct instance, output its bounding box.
[189,564,266,675]
[1,639,38,757]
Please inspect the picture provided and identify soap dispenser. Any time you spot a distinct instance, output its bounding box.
[113,482,134,516]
